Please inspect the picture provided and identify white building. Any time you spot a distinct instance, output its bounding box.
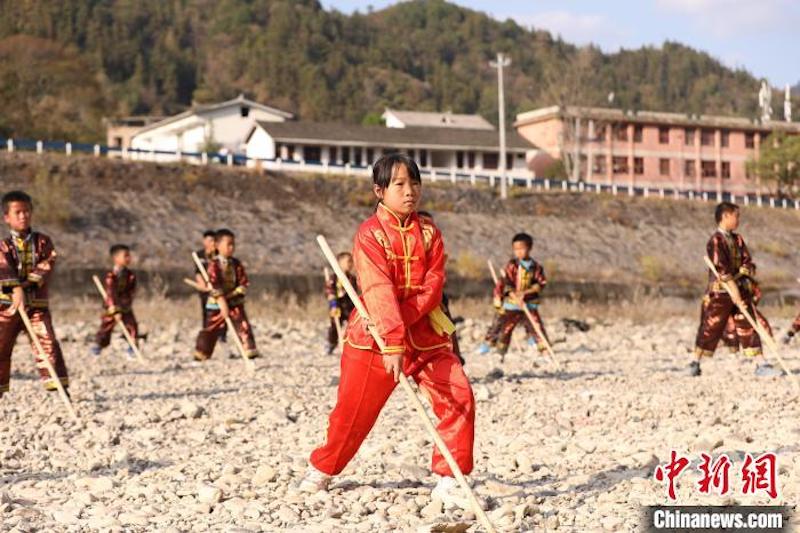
[245,121,535,173]
[381,108,494,130]
[129,95,293,160]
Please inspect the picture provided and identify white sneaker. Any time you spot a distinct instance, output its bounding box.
[431,476,472,511]
[297,465,331,493]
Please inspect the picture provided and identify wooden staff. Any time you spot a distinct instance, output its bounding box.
[191,252,255,372]
[488,260,561,369]
[323,267,344,348]
[183,277,210,292]
[17,306,78,422]
[703,255,798,390]
[318,235,496,533]
[92,275,144,361]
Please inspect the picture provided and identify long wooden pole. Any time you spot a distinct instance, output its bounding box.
[324,267,344,348]
[319,235,496,533]
[17,306,78,422]
[488,260,560,369]
[92,275,145,361]
[191,252,255,372]
[703,255,798,390]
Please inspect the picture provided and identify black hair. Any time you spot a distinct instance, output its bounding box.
[417,210,434,220]
[203,229,217,239]
[372,153,421,189]
[216,228,235,241]
[336,251,353,261]
[512,232,533,248]
[2,190,33,213]
[109,244,130,256]
[715,202,739,223]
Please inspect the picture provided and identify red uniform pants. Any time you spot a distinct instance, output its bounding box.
[695,293,762,357]
[310,343,475,477]
[495,309,549,354]
[95,311,138,348]
[0,307,68,394]
[195,305,257,359]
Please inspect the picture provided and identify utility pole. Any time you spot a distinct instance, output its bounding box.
[490,52,511,200]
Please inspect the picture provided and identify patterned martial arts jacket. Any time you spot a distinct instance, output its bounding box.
[102,267,137,313]
[344,203,454,356]
[493,257,547,311]
[0,230,57,309]
[705,228,756,298]
[206,256,248,309]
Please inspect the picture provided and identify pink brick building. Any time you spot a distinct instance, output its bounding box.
[515,105,800,194]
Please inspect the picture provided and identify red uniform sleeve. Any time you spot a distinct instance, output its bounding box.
[493,260,513,300]
[353,226,405,354]
[103,271,118,308]
[533,262,547,290]
[28,235,56,287]
[0,241,18,289]
[708,234,733,280]
[739,236,755,277]
[399,228,446,326]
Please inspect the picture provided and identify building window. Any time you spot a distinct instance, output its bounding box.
[701,160,716,178]
[467,152,476,168]
[287,144,296,160]
[614,125,628,142]
[419,150,428,167]
[658,127,669,144]
[483,152,498,169]
[353,147,363,165]
[633,157,644,175]
[685,128,695,146]
[745,132,755,149]
[506,152,513,170]
[328,146,338,163]
[366,148,375,164]
[659,158,670,176]
[341,147,350,164]
[684,160,696,178]
[721,161,731,179]
[456,151,464,169]
[240,106,250,118]
[113,136,123,148]
[701,129,714,146]
[595,125,606,141]
[720,130,729,148]
[593,156,607,175]
[612,156,628,174]
[633,125,643,143]
[304,145,321,162]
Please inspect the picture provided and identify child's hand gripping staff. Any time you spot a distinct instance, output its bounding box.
[5,287,78,422]
[317,235,497,533]
[92,275,144,361]
[489,259,560,370]
[192,252,255,373]
[703,255,798,391]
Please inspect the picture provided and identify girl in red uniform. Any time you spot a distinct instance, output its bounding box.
[298,153,476,510]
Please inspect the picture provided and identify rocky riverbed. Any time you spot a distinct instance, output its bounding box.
[1,307,799,532]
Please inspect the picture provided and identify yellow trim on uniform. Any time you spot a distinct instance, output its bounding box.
[694,347,715,358]
[742,347,762,357]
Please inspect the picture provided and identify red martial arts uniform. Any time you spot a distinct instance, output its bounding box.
[310,204,475,477]
[0,230,68,394]
[194,255,258,360]
[694,229,763,357]
[492,257,549,354]
[95,267,138,349]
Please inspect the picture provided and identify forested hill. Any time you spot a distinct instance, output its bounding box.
[0,0,788,143]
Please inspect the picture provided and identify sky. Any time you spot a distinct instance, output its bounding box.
[323,0,799,90]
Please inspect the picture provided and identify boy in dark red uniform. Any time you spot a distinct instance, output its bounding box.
[489,233,550,358]
[299,154,475,510]
[690,202,781,377]
[325,252,357,354]
[91,244,138,358]
[194,229,258,360]
[0,191,69,398]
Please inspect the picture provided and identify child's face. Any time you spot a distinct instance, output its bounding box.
[217,236,235,257]
[3,201,32,233]
[114,250,132,268]
[373,163,421,219]
[512,241,531,260]
[720,210,740,231]
[203,236,216,254]
[339,255,354,272]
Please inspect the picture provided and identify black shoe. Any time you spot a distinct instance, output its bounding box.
[687,361,701,376]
